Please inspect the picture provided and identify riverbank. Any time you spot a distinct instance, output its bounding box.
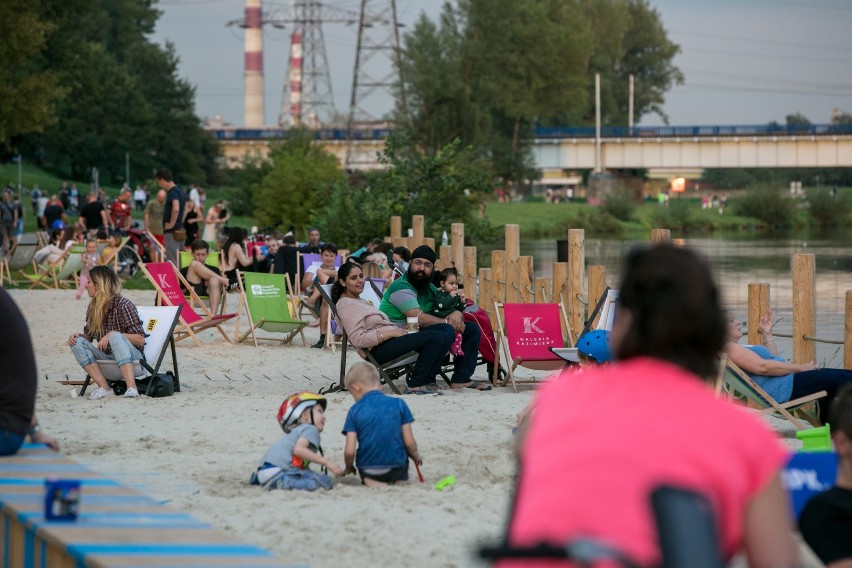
[13,288,804,568]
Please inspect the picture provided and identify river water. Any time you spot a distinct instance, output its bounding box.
[517,233,852,367]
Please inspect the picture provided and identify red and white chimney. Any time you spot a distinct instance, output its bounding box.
[243,0,264,127]
[288,31,303,126]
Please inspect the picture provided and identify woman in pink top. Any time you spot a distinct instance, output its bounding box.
[508,245,797,568]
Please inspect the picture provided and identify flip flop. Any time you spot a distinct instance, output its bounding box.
[404,386,443,396]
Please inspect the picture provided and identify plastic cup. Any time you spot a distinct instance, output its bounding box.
[406,316,419,333]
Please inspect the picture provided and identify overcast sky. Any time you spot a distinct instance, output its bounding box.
[152,0,852,128]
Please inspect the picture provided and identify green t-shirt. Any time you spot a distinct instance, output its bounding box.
[379,273,436,324]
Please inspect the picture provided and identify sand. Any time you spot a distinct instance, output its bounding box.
[11,289,800,568]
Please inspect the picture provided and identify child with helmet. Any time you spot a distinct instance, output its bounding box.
[341,363,422,486]
[250,392,343,491]
[514,330,612,433]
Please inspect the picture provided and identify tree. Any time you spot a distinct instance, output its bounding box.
[0,0,65,145]
[253,130,344,230]
[313,132,498,249]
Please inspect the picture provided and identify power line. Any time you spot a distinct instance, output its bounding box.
[670,30,852,54]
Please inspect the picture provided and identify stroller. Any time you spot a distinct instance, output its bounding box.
[463,300,506,382]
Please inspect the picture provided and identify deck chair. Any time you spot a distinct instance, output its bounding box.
[494,302,572,392]
[320,279,384,351]
[1,240,38,286]
[235,270,307,346]
[296,252,342,296]
[549,288,618,364]
[76,305,182,397]
[145,229,166,262]
[19,252,82,290]
[317,284,418,395]
[178,250,229,313]
[721,357,825,430]
[139,261,236,347]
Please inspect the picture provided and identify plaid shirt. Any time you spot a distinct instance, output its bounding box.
[84,296,144,354]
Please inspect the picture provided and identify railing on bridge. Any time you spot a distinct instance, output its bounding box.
[208,123,852,142]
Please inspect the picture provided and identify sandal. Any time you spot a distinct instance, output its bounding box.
[404,386,443,396]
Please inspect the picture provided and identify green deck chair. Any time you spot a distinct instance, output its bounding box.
[20,252,83,289]
[720,355,825,430]
[235,270,307,346]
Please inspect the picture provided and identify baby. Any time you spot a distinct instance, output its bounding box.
[250,392,343,491]
[429,267,466,356]
[342,363,421,486]
[75,240,101,300]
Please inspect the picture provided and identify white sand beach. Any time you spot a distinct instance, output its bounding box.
[10,289,801,568]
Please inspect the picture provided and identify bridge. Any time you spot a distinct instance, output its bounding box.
[208,123,852,171]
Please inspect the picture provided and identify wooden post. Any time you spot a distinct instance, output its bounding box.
[479,268,494,327]
[411,215,425,250]
[463,246,477,302]
[492,250,506,304]
[747,283,770,346]
[505,225,520,258]
[535,277,551,303]
[505,255,521,303]
[651,229,671,244]
[518,256,534,303]
[390,216,401,241]
[846,291,852,370]
[567,229,585,340]
[423,237,435,250]
[588,265,607,328]
[437,245,452,271]
[792,253,816,364]
[552,262,570,310]
[451,223,464,271]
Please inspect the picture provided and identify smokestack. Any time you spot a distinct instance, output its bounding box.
[288,31,303,126]
[243,0,264,127]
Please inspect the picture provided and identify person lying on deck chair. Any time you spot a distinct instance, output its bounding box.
[725,309,852,425]
[379,245,486,391]
[181,239,229,313]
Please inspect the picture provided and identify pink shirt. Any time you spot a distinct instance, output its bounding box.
[509,357,788,566]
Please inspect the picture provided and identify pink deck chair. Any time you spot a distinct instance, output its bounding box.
[494,302,571,392]
[139,261,236,347]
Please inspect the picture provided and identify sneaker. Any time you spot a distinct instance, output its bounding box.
[88,387,114,400]
[124,388,140,398]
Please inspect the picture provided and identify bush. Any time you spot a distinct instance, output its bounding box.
[601,191,636,222]
[649,198,693,230]
[730,184,796,227]
[807,188,851,227]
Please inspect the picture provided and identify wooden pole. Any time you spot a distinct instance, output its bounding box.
[492,250,506,305]
[588,265,607,328]
[567,229,585,340]
[651,229,671,244]
[552,262,570,311]
[505,225,520,258]
[535,277,551,303]
[451,223,464,271]
[423,237,435,250]
[463,246,477,302]
[479,268,494,327]
[846,291,852,370]
[437,245,452,271]
[505,255,521,303]
[390,216,401,241]
[411,215,424,250]
[792,253,816,364]
[747,283,770,346]
[518,256,534,303]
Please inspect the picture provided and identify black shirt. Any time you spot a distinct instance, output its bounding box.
[274,246,299,290]
[80,201,106,230]
[44,203,64,227]
[0,288,37,437]
[799,486,852,565]
[162,185,186,232]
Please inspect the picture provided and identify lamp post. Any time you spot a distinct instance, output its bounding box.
[16,154,22,199]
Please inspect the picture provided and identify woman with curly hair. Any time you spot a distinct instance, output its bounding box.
[67,265,145,400]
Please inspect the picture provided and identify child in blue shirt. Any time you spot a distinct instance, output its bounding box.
[342,363,422,486]
[250,391,343,491]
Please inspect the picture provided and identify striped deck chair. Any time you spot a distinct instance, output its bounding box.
[19,253,83,290]
[235,270,307,346]
[139,261,236,347]
[494,302,572,392]
[721,356,825,430]
[1,239,38,286]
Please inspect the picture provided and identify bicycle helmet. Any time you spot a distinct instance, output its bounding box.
[51,220,65,230]
[277,392,327,432]
[575,330,611,364]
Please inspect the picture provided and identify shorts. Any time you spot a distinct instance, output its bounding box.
[186,280,206,297]
[358,463,409,484]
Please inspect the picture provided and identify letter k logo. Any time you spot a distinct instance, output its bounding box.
[156,274,170,289]
[522,317,544,334]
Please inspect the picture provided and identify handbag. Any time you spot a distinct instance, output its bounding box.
[135,371,176,397]
[172,229,187,242]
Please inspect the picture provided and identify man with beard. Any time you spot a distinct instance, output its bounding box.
[379,245,487,391]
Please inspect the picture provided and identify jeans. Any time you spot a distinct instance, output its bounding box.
[70,334,142,369]
[791,368,852,424]
[370,324,454,388]
[0,430,24,456]
[451,321,482,384]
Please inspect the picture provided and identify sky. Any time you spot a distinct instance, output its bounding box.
[152,0,852,128]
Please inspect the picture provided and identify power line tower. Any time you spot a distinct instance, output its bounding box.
[346,0,406,170]
[277,1,345,128]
